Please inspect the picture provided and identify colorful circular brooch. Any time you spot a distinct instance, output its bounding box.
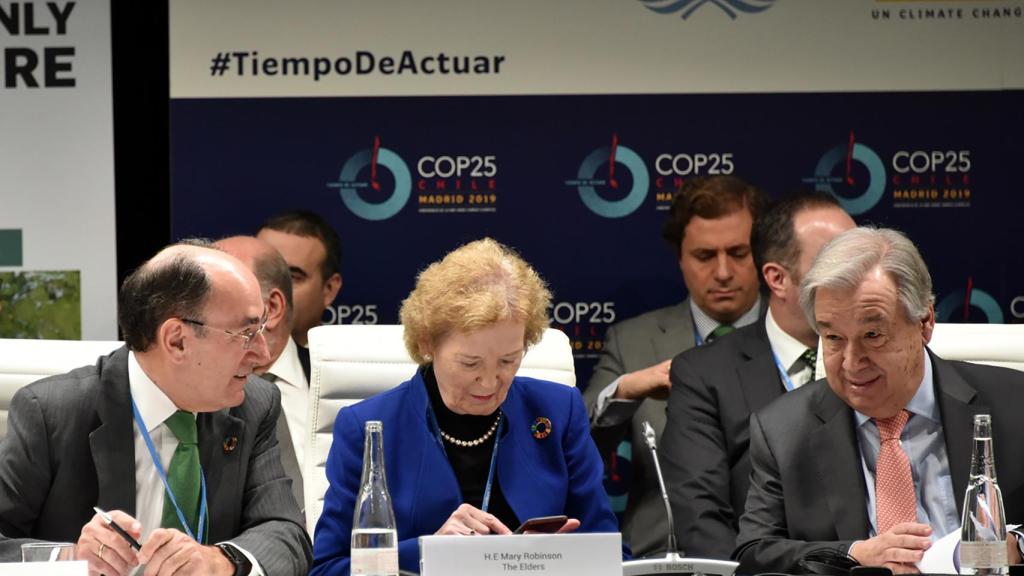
[531,417,552,439]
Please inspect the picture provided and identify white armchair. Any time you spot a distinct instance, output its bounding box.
[0,338,122,440]
[927,323,1024,372]
[304,324,575,536]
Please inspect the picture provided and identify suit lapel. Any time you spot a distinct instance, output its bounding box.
[89,347,137,515]
[811,385,871,539]
[198,409,244,541]
[653,300,696,360]
[736,323,786,413]
[931,351,983,516]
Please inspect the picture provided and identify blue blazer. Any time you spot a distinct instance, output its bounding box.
[311,371,623,575]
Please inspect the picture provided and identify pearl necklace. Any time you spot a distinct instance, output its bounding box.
[439,412,502,447]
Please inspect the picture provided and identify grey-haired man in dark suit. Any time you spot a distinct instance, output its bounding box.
[734,228,1024,574]
[0,241,311,575]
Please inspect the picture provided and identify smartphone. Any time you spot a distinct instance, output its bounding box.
[513,515,568,534]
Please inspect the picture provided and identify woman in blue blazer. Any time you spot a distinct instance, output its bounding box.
[311,238,622,575]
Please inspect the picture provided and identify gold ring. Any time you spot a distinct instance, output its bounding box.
[97,543,105,560]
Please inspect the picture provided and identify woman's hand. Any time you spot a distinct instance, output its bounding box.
[435,503,513,536]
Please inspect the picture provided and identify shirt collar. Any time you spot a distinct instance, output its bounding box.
[855,350,937,427]
[764,308,811,372]
[128,350,182,433]
[264,336,309,389]
[690,294,762,342]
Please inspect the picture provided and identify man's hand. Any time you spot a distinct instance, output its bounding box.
[137,528,234,576]
[436,503,512,536]
[76,509,141,576]
[849,522,932,574]
[614,359,672,401]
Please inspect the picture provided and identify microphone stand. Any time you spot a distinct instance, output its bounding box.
[621,421,740,576]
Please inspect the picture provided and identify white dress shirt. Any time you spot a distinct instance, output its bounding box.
[265,336,309,484]
[127,352,264,575]
[764,308,822,389]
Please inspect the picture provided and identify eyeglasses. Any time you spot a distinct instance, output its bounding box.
[180,311,268,350]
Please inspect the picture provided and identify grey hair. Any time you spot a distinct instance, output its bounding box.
[799,227,934,330]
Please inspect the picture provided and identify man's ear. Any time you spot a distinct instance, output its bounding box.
[761,262,789,299]
[265,288,288,331]
[322,272,342,308]
[157,317,188,362]
[921,303,936,345]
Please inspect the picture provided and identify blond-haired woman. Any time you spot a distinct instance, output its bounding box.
[311,238,621,575]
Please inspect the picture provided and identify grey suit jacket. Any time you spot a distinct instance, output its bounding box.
[734,351,1024,574]
[583,301,697,558]
[661,320,785,559]
[0,347,312,573]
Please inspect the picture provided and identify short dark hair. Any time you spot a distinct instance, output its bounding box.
[259,210,342,281]
[751,189,843,283]
[118,241,215,351]
[661,175,768,257]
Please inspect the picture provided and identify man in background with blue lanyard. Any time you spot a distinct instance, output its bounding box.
[659,190,854,559]
[0,241,311,575]
[583,175,768,558]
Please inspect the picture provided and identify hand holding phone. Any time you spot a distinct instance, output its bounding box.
[513,515,569,534]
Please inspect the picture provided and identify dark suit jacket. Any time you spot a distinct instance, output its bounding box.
[0,347,311,573]
[311,371,623,575]
[661,320,786,559]
[734,351,1024,574]
[583,301,697,557]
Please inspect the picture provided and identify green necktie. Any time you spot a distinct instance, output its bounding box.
[161,410,202,539]
[708,324,735,342]
[800,347,817,370]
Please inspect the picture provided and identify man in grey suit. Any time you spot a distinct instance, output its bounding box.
[661,190,854,559]
[735,227,1024,574]
[0,242,311,575]
[583,175,767,557]
[217,235,307,516]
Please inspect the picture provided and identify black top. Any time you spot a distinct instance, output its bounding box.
[423,365,520,531]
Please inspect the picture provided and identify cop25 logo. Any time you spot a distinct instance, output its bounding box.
[327,136,412,221]
[569,134,650,219]
[804,132,886,216]
[936,288,1004,324]
[638,0,776,19]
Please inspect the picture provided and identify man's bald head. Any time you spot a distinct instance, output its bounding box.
[215,236,294,319]
[118,240,259,351]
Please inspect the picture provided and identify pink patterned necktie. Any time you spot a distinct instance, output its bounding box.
[875,409,918,534]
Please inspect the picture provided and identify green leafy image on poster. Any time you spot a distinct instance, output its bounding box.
[0,271,81,339]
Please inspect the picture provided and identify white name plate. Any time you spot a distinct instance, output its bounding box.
[420,533,622,576]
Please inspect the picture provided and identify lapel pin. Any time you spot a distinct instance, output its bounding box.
[222,436,238,454]
[531,417,552,440]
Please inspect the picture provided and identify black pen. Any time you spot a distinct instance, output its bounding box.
[93,506,142,551]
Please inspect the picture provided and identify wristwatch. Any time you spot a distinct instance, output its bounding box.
[215,543,253,576]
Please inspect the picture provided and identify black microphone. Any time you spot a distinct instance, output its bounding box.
[621,421,739,576]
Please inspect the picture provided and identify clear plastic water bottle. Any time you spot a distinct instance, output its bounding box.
[961,414,1007,576]
[351,421,398,576]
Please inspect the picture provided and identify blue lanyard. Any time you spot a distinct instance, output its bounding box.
[426,405,504,513]
[770,351,797,392]
[131,398,208,543]
[693,323,706,347]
